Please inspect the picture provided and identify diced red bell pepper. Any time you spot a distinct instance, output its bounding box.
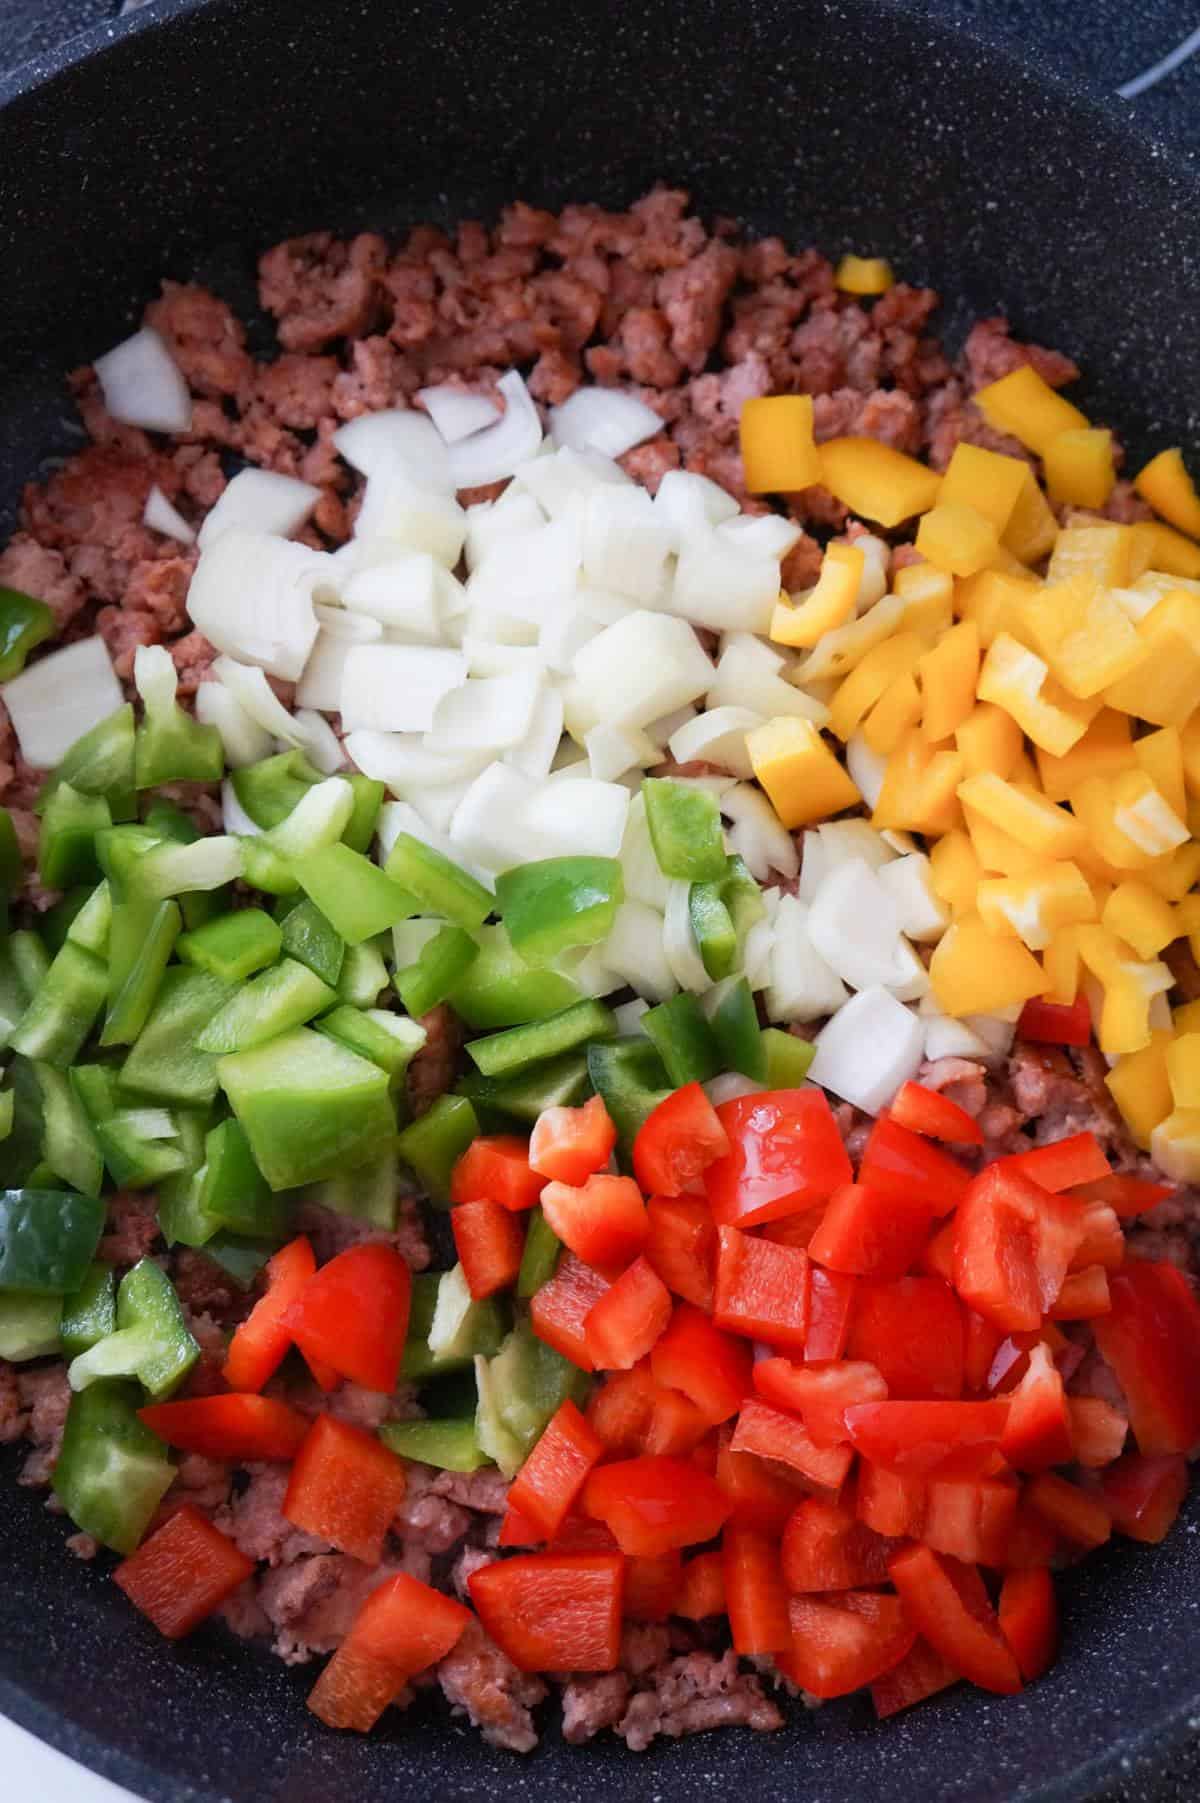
[964,1309,1007,1393]
[222,1235,317,1393]
[805,1266,856,1361]
[1001,1499,1060,1570]
[508,1399,605,1542]
[843,1400,1010,1479]
[760,1205,826,1250]
[469,1553,624,1674]
[114,1504,254,1640]
[778,1591,917,1700]
[1010,1131,1111,1193]
[858,1115,971,1213]
[1070,1202,1125,1271]
[856,1462,927,1539]
[705,1090,852,1229]
[138,1394,310,1463]
[633,1082,730,1199]
[529,1252,610,1372]
[1025,1472,1111,1549]
[715,1425,802,1533]
[1070,1174,1175,1217]
[923,1475,1018,1566]
[283,1413,407,1565]
[889,1545,1023,1695]
[281,1243,412,1394]
[954,1164,1087,1334]
[1066,1396,1128,1468]
[807,1182,934,1280]
[677,1549,726,1620]
[870,1636,960,1718]
[1050,1265,1111,1320]
[1000,1343,1072,1471]
[582,1454,731,1555]
[1016,995,1091,1046]
[713,1226,809,1351]
[623,1550,683,1621]
[554,1514,621,1553]
[451,1198,525,1301]
[918,1215,958,1287]
[583,1256,673,1371]
[587,1363,661,1453]
[780,1495,897,1591]
[847,1276,965,1400]
[754,1357,887,1448]
[529,1095,617,1187]
[722,1523,791,1653]
[890,1081,984,1147]
[650,1301,752,1424]
[998,1567,1058,1681]
[498,1503,541,1548]
[450,1133,546,1212]
[642,1384,712,1457]
[540,1173,648,1274]
[307,1572,471,1731]
[644,1194,717,1312]
[1100,1452,1189,1543]
[1093,1258,1200,1455]
[731,1398,853,1497]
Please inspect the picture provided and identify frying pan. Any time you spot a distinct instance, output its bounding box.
[2,0,1199,1796]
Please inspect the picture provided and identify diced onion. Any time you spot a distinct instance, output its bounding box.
[550,387,662,459]
[742,917,775,991]
[425,669,544,754]
[449,762,540,872]
[570,611,717,731]
[808,859,908,990]
[448,371,543,488]
[565,946,623,999]
[515,446,631,521]
[613,997,650,1035]
[815,819,895,872]
[794,594,906,684]
[620,792,672,912]
[505,685,565,782]
[845,733,887,809]
[580,488,674,603]
[878,854,950,943]
[721,784,799,882]
[667,706,761,779]
[342,729,488,796]
[93,327,191,433]
[667,528,779,633]
[143,485,195,545]
[312,605,383,644]
[717,514,803,560]
[296,631,362,713]
[353,473,466,568]
[333,409,455,491]
[186,529,327,680]
[1,636,123,768]
[654,469,739,532]
[339,645,468,733]
[923,1012,993,1061]
[294,709,346,774]
[517,779,630,860]
[585,721,660,784]
[706,1073,767,1106]
[341,553,442,638]
[195,681,273,768]
[764,893,848,1022]
[468,520,581,627]
[197,469,320,550]
[809,986,925,1114]
[418,384,502,444]
[221,777,262,837]
[601,900,677,1003]
[132,643,177,713]
[663,881,711,994]
[708,635,829,727]
[392,918,443,967]
[464,489,546,572]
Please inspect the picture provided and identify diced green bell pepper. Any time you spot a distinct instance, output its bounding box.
[53,1379,174,1555]
[457,1050,592,1126]
[0,1088,12,1143]
[0,1291,63,1359]
[265,777,356,861]
[142,798,201,844]
[177,907,282,984]
[0,1188,106,1293]
[38,704,137,820]
[722,853,767,936]
[231,749,324,828]
[336,939,389,1008]
[3,1059,46,1182]
[218,1026,396,1191]
[688,880,737,981]
[134,693,223,789]
[0,584,54,681]
[278,897,344,987]
[0,805,22,895]
[195,957,336,1054]
[119,967,233,1106]
[237,834,300,896]
[0,945,29,1052]
[154,1108,214,1248]
[586,1038,672,1159]
[96,1111,187,1191]
[124,834,244,903]
[10,928,50,998]
[517,1205,562,1298]
[705,974,768,1081]
[201,1233,275,1289]
[68,1257,199,1399]
[380,1417,490,1472]
[395,1093,478,1204]
[38,783,111,890]
[761,1024,816,1088]
[102,898,182,1048]
[383,834,494,930]
[476,1320,589,1476]
[60,1262,118,1359]
[427,1263,507,1364]
[642,992,722,1086]
[495,856,624,963]
[446,924,581,1030]
[400,1271,441,1379]
[95,823,161,898]
[30,1060,104,1198]
[296,843,414,946]
[9,941,107,1067]
[307,1140,399,1230]
[466,997,617,1080]
[315,1006,426,1079]
[195,1117,284,1238]
[395,925,479,1018]
[341,774,385,854]
[642,777,728,882]
[42,887,94,952]
[65,881,113,957]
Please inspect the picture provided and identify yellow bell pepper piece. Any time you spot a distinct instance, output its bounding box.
[955,701,1024,779]
[1104,590,1200,727]
[1009,748,1041,791]
[974,366,1089,457]
[955,570,1036,648]
[1175,894,1200,961]
[1141,842,1200,904]
[977,861,1096,951]
[1133,725,1186,821]
[1046,524,1134,588]
[1035,709,1132,802]
[917,620,980,743]
[957,771,1084,860]
[937,444,1028,535]
[1109,769,1189,860]
[1002,466,1059,565]
[914,502,998,578]
[1174,998,1200,1035]
[739,395,820,495]
[1043,925,1084,1005]
[1069,777,1149,873]
[893,559,955,618]
[817,438,942,529]
[1130,569,1200,606]
[828,632,924,743]
[1042,428,1116,511]
[929,913,1046,1016]
[988,543,1041,581]
[1166,1035,1200,1109]
[1020,576,1149,701]
[1180,713,1200,798]
[1077,925,1174,1056]
[871,729,963,836]
[861,672,923,756]
[1127,519,1200,581]
[961,802,1043,877]
[1105,1030,1174,1148]
[976,633,1097,757]
[1149,1108,1200,1183]
[747,717,860,829]
[795,595,907,685]
[1101,881,1177,959]
[835,254,894,296]
[929,829,982,915]
[770,541,864,649]
[1133,447,1200,538]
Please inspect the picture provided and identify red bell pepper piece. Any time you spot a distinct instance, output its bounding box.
[283,1413,408,1565]
[583,1256,673,1371]
[639,1379,714,1459]
[553,1514,621,1553]
[870,1636,960,1718]
[498,1503,541,1548]
[643,1194,717,1312]
[623,1550,684,1621]
[1069,1173,1175,1217]
[1016,994,1091,1046]
[705,1090,852,1229]
[529,1252,610,1371]
[954,1164,1087,1333]
[781,1495,897,1592]
[890,1080,984,1147]
[918,1215,958,1286]
[778,1591,917,1700]
[138,1394,310,1463]
[856,1462,927,1539]
[308,1571,471,1731]
[677,1549,726,1620]
[805,1265,856,1361]
[1010,1131,1111,1192]
[649,1301,752,1424]
[1070,1203,1125,1271]
[923,1474,1018,1565]
[114,1504,254,1640]
[1050,1265,1111,1320]
[449,1133,545,1212]
[1100,1451,1189,1543]
[722,1523,792,1653]
[281,1243,412,1394]
[858,1115,971,1213]
[587,1362,661,1453]
[848,1276,966,1400]
[998,1567,1058,1681]
[1000,1343,1072,1471]
[1066,1396,1128,1468]
[713,1226,810,1351]
[222,1235,317,1393]
[539,1173,648,1274]
[529,1094,617,1187]
[843,1400,1010,1479]
[633,1081,730,1198]
[508,1398,605,1542]
[582,1455,731,1555]
[760,1205,826,1250]
[451,1197,525,1301]
[964,1308,1007,1393]
[807,1182,934,1281]
[889,1545,1023,1695]
[1026,1472,1111,1549]
[754,1357,887,1447]
[731,1398,853,1496]
[1001,1499,1060,1570]
[1093,1258,1200,1455]
[470,1552,624,1673]
[715,1426,802,1534]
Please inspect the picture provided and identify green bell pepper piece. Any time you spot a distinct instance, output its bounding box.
[65,881,113,957]
[95,1111,187,1191]
[31,1061,104,1198]
[0,1291,62,1360]
[231,749,324,828]
[142,798,200,844]
[427,1263,507,1363]
[0,1189,106,1293]
[761,1024,816,1088]
[495,856,624,963]
[120,967,233,1106]
[383,834,494,930]
[296,842,414,946]
[134,692,223,790]
[278,897,344,987]
[642,777,728,882]
[102,898,182,1048]
[4,1059,47,1182]
[42,887,94,952]
[705,975,768,1081]
[0,805,22,895]
[68,1257,199,1398]
[155,1108,216,1248]
[10,928,50,998]
[336,939,389,1008]
[395,925,479,1018]
[195,957,336,1054]
[60,1262,118,1359]
[37,783,111,890]
[517,1205,562,1298]
[0,1088,12,1143]
[237,834,300,896]
[177,907,283,984]
[721,853,767,935]
[446,924,581,1030]
[341,774,385,854]
[476,1320,589,1476]
[95,823,162,898]
[315,1005,426,1079]
[457,1050,592,1126]
[587,1038,672,1158]
[0,945,28,1052]
[38,705,137,820]
[642,992,722,1086]
[307,1140,399,1230]
[395,1093,478,1204]
[9,941,107,1066]
[399,1271,441,1378]
[688,880,737,981]
[218,1026,396,1191]
[0,584,56,682]
[201,1233,275,1289]
[124,834,244,903]
[53,1379,174,1555]
[195,1117,284,1238]
[466,997,617,1079]
[380,1418,490,1472]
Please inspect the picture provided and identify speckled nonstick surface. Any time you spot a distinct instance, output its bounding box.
[2,2,1200,1799]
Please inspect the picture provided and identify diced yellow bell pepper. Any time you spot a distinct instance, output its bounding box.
[862,671,923,756]
[961,802,1044,876]
[1009,748,1042,791]
[1077,924,1174,1056]
[1104,589,1200,726]
[1002,466,1060,565]
[1105,1030,1173,1148]
[1149,1108,1200,1183]
[828,632,924,742]
[929,912,1046,1016]
[817,437,942,529]
[1131,569,1200,605]
[1035,709,1132,802]
[1175,894,1200,961]
[1046,524,1134,588]
[1127,519,1200,581]
[1043,924,1084,1005]
[1042,428,1116,511]
[1101,881,1177,959]
[1109,769,1189,860]
[988,542,1041,581]
[1021,577,1149,700]
[957,771,1084,860]
[893,566,956,644]
[740,395,821,495]
[747,716,861,829]
[1141,842,1200,904]
[1133,447,1200,539]
[1166,1033,1200,1109]
[1133,725,1186,821]
[914,502,999,578]
[770,541,865,649]
[1180,713,1200,798]
[974,367,1089,457]
[795,595,908,684]
[835,254,895,296]
[955,701,1024,779]
[937,443,1028,535]
[1069,777,1150,873]
[976,633,1097,757]
[929,829,982,915]
[917,620,980,743]
[1174,998,1200,1035]
[977,861,1096,950]
[955,570,1036,648]
[871,729,963,835]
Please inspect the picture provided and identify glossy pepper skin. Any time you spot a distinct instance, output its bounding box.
[0,583,55,681]
[0,1189,106,1294]
[52,1378,174,1554]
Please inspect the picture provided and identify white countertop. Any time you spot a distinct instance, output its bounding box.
[1,1713,140,1802]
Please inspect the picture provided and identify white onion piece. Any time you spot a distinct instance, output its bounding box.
[964,1012,1020,1056]
[816,819,895,872]
[667,529,779,633]
[551,386,662,458]
[341,553,442,639]
[333,409,454,491]
[449,763,539,871]
[197,469,320,550]
[294,709,346,774]
[585,722,660,784]
[211,656,312,750]
[654,469,739,532]
[578,587,640,627]
[195,681,273,768]
[1,636,122,768]
[795,595,905,684]
[644,704,696,750]
[464,490,546,572]
[376,798,469,872]
[468,520,581,627]
[923,1012,993,1061]
[570,611,716,731]
[517,779,630,860]
[94,326,191,433]
[602,900,677,1003]
[881,830,919,855]
[312,605,383,644]
[565,946,623,999]
[505,685,565,782]
[663,881,711,994]
[666,706,761,779]
[886,939,930,1003]
[186,529,325,680]
[764,894,848,1023]
[354,472,466,567]
[878,854,950,943]
[296,631,360,713]
[845,733,887,810]
[719,784,799,883]
[854,535,890,612]
[708,636,828,727]
[809,986,925,1115]
[411,776,485,839]
[538,606,603,676]
[808,859,907,990]
[797,831,830,905]
[742,917,775,991]
[143,485,195,545]
[581,488,674,603]
[132,643,177,713]
[418,383,502,444]
[515,445,631,519]
[343,729,488,796]
[620,793,672,912]
[340,645,467,733]
[613,997,650,1036]
[449,371,542,488]
[461,635,546,678]
[706,1072,767,1106]
[425,669,543,754]
[717,514,803,560]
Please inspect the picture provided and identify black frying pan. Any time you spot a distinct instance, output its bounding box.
[2,2,1200,1797]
